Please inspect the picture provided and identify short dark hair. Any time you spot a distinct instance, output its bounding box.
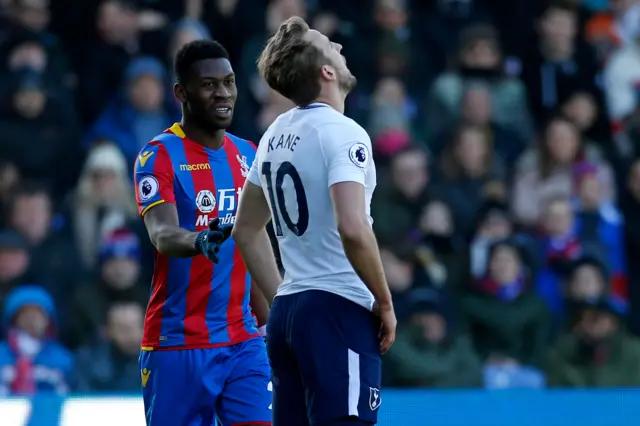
[257,16,325,106]
[174,39,229,83]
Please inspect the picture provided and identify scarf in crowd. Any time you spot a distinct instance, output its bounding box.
[7,330,42,395]
[477,275,526,302]
[544,233,582,262]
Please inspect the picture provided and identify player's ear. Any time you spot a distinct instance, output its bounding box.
[174,83,187,103]
[320,65,336,82]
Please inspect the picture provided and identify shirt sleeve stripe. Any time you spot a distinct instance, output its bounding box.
[140,200,166,217]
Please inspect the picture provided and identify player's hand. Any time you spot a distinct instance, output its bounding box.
[194,218,233,263]
[373,302,397,354]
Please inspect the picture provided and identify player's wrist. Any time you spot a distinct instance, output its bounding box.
[194,230,208,254]
[376,298,394,312]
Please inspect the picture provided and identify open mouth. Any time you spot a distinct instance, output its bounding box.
[213,107,232,118]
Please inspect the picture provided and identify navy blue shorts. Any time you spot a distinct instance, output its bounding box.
[266,290,382,426]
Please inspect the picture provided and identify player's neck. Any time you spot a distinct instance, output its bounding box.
[180,119,226,150]
[312,94,345,114]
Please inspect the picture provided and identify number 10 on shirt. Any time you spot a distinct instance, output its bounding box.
[261,161,309,237]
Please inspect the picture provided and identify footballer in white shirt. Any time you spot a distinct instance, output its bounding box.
[232,16,396,426]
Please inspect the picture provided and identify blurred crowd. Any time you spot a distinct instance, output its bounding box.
[1,0,640,395]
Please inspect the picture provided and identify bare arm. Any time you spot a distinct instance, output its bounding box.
[232,181,281,303]
[250,280,270,327]
[330,181,392,309]
[143,203,199,257]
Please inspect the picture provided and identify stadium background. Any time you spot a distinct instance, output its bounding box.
[0,0,640,424]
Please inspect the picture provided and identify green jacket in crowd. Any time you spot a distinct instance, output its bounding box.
[385,323,483,388]
[546,332,640,387]
[460,290,550,367]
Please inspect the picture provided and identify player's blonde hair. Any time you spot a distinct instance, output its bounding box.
[257,16,326,106]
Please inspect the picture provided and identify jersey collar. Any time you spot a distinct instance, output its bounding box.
[168,123,186,138]
[297,102,331,110]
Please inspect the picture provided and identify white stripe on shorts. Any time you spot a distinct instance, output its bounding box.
[347,349,360,416]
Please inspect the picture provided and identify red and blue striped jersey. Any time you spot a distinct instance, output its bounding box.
[134,123,260,350]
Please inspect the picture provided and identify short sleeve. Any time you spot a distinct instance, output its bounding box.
[246,147,261,186]
[321,122,372,188]
[134,142,176,217]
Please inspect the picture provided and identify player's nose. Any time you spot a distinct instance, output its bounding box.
[213,85,232,100]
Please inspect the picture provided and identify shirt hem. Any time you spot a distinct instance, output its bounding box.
[140,333,261,351]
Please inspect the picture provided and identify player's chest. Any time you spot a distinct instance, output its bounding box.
[172,152,251,228]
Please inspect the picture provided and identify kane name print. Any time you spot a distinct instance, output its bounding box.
[267,134,300,153]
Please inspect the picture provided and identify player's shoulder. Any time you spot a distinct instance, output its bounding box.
[225,132,257,155]
[135,127,183,172]
[139,126,184,155]
[314,110,371,147]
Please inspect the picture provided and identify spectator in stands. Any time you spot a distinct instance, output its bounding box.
[0,230,33,309]
[458,83,528,165]
[425,23,531,142]
[0,41,80,197]
[234,0,307,141]
[596,0,640,47]
[4,183,83,321]
[432,123,506,238]
[546,296,640,387]
[85,56,175,166]
[469,200,514,279]
[167,18,211,72]
[535,196,587,317]
[621,158,640,333]
[372,146,430,245]
[573,163,627,298]
[371,0,414,88]
[386,288,482,388]
[67,228,147,349]
[0,285,73,395]
[75,301,144,392]
[564,256,609,330]
[0,162,19,228]
[431,83,528,166]
[8,0,51,34]
[617,89,640,159]
[410,199,468,296]
[367,77,414,144]
[2,2,75,119]
[603,22,640,132]
[512,117,614,226]
[72,143,137,269]
[519,2,601,126]
[561,90,610,150]
[380,246,421,318]
[461,239,550,367]
[76,0,142,124]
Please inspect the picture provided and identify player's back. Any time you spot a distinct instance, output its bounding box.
[253,103,376,310]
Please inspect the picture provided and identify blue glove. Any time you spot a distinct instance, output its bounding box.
[194,218,233,263]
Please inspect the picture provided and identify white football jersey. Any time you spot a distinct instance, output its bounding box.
[246,103,377,310]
